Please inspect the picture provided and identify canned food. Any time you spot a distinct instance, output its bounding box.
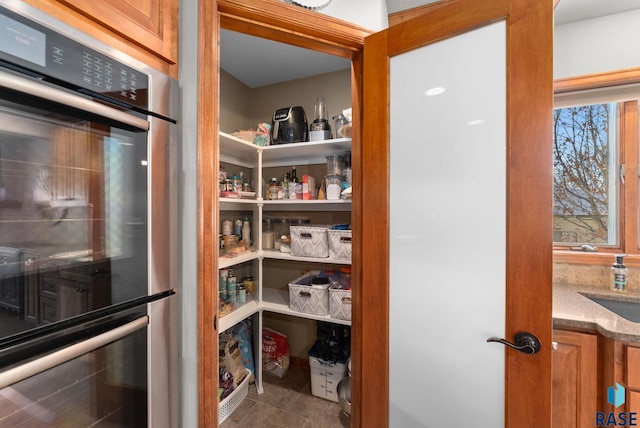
[237,283,246,305]
[222,220,232,235]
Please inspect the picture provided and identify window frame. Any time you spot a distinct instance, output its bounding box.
[553,68,640,267]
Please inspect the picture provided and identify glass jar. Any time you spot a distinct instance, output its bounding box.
[221,178,232,192]
[268,177,280,200]
[326,154,345,177]
[262,218,274,249]
[273,218,289,241]
[241,275,254,294]
[325,174,343,200]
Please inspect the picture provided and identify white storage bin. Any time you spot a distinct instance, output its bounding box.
[309,355,347,402]
[290,225,330,258]
[288,271,330,316]
[329,287,352,321]
[219,368,251,424]
[327,229,352,260]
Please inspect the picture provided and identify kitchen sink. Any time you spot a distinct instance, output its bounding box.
[585,296,640,323]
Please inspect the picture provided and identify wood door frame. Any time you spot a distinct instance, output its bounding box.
[358,0,553,426]
[196,1,372,426]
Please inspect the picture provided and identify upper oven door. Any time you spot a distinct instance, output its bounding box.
[0,67,159,338]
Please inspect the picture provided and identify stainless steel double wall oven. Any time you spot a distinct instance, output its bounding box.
[0,1,178,427]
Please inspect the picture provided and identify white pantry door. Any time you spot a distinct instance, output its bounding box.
[354,0,554,426]
[389,21,506,426]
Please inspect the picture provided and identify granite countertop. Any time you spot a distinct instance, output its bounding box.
[554,283,640,342]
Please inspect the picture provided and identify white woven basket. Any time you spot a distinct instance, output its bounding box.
[219,368,251,424]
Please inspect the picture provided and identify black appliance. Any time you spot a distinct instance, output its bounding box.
[271,106,308,144]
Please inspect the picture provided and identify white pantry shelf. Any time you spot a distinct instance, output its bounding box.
[219,294,260,333]
[261,288,351,326]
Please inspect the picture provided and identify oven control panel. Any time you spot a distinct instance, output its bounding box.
[0,5,148,110]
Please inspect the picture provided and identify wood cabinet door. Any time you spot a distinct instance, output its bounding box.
[23,262,39,325]
[58,278,88,319]
[24,0,177,65]
[626,345,640,414]
[60,0,176,62]
[553,330,598,428]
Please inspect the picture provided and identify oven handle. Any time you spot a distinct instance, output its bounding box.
[0,69,149,131]
[0,315,148,389]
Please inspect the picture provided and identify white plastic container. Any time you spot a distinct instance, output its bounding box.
[309,355,347,402]
[219,368,251,423]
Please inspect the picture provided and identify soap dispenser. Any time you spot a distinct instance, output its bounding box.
[611,254,629,292]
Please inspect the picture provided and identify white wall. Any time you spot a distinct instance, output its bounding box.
[315,0,389,30]
[554,9,640,79]
[178,0,199,427]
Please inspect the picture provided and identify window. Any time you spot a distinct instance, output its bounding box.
[553,81,640,264]
[553,102,617,245]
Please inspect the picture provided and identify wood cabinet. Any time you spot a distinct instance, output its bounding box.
[625,345,640,413]
[601,338,640,414]
[22,0,178,76]
[36,261,111,324]
[39,269,61,324]
[57,277,91,319]
[552,329,598,428]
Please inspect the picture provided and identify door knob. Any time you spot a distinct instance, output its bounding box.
[486,332,541,355]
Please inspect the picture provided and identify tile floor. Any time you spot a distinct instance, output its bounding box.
[220,365,350,428]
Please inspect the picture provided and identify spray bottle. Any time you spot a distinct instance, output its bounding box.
[611,254,628,292]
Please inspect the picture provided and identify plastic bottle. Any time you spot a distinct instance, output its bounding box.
[233,219,242,236]
[237,282,246,305]
[219,268,229,301]
[242,216,251,243]
[611,254,628,292]
[227,270,237,306]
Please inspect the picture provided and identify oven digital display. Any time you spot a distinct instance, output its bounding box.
[0,13,45,67]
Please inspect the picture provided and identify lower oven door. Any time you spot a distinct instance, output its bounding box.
[0,314,148,427]
[0,290,176,428]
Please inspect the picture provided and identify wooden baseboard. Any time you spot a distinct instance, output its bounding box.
[290,356,310,371]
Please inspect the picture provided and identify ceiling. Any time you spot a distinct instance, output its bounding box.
[554,0,640,25]
[219,29,350,88]
[220,0,640,88]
